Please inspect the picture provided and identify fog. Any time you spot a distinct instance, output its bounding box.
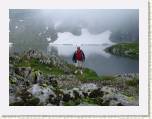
[53,29,113,45]
[9,9,139,44]
[40,9,138,32]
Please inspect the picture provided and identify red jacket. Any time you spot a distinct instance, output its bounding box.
[72,49,85,62]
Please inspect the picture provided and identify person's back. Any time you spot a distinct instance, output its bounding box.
[72,47,85,74]
[76,49,83,61]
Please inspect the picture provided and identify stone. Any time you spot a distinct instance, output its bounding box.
[14,67,32,78]
[63,93,71,102]
[49,79,58,87]
[49,96,61,106]
[95,97,104,105]
[73,90,81,100]
[89,88,104,98]
[28,84,56,104]
[80,83,98,92]
[82,92,88,97]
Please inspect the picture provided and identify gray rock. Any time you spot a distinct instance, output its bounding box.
[15,67,32,78]
[80,83,98,92]
[28,84,56,104]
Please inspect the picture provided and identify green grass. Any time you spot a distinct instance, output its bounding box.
[105,42,139,59]
[82,97,96,104]
[63,99,81,106]
[11,54,101,79]
[14,58,64,75]
[110,42,139,51]
[99,75,116,81]
[76,68,99,80]
[75,68,116,81]
[125,78,139,87]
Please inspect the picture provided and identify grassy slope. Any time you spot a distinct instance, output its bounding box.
[11,55,138,84]
[10,54,101,80]
[14,58,65,75]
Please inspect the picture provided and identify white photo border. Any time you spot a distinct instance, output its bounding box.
[0,0,148,116]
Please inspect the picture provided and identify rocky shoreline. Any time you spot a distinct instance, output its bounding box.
[105,43,139,59]
[9,49,139,106]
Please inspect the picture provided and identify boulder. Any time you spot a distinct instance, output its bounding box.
[28,84,56,104]
[49,96,61,106]
[24,49,43,59]
[89,88,104,98]
[49,79,58,87]
[15,67,32,78]
[80,83,98,92]
[62,93,71,102]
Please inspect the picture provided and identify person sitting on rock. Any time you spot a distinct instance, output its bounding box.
[72,46,85,74]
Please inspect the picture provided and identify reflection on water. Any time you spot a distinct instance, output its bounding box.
[47,44,139,75]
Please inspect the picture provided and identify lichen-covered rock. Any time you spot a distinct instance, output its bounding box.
[28,84,56,105]
[15,67,32,78]
[80,83,98,92]
[24,49,43,59]
[49,78,58,87]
